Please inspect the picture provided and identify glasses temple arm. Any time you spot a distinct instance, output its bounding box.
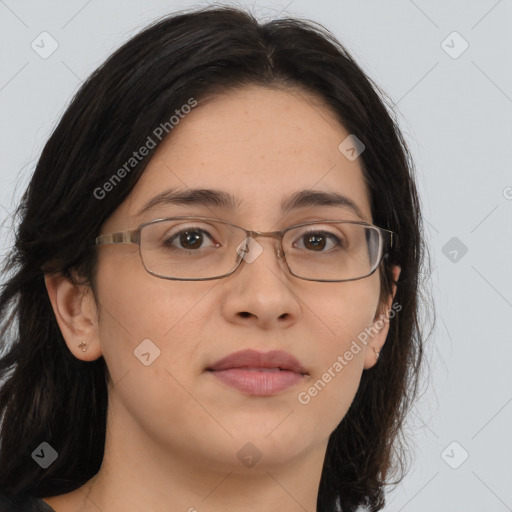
[95,230,140,245]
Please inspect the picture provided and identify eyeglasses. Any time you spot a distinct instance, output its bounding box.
[95,216,395,282]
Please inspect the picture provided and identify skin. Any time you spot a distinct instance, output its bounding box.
[44,85,400,512]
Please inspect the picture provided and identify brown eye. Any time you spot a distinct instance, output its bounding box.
[178,231,203,250]
[293,230,342,252]
[303,233,327,251]
[164,229,217,251]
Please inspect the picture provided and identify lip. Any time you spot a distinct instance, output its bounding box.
[206,349,308,396]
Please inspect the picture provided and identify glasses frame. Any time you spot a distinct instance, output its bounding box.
[95,216,395,282]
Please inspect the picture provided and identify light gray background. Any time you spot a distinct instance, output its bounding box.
[1,1,511,510]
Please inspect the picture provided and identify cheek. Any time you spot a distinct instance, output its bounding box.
[94,251,203,377]
[95,247,208,336]
[93,256,213,443]
[309,274,381,350]
[293,277,381,424]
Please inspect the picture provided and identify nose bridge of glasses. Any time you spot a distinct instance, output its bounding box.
[242,230,285,260]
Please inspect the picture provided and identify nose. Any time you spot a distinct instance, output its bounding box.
[221,236,301,329]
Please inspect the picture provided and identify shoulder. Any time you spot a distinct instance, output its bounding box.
[0,495,56,512]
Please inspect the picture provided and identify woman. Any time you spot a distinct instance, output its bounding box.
[0,5,428,512]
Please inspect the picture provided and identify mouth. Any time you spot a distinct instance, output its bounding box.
[206,349,308,396]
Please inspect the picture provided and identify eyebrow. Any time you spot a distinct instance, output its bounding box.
[136,187,366,220]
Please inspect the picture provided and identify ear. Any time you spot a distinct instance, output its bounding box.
[363,265,401,370]
[44,272,103,361]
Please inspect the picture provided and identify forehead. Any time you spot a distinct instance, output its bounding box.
[114,86,372,228]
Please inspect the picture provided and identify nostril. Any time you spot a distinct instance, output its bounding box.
[239,311,251,318]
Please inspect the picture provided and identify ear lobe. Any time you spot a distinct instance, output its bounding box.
[363,264,401,370]
[44,272,102,361]
[389,265,401,300]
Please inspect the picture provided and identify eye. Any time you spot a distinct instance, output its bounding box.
[163,228,220,251]
[292,230,344,252]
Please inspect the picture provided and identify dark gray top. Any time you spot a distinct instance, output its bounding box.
[0,495,56,512]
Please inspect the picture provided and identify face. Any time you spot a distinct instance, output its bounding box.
[72,86,396,473]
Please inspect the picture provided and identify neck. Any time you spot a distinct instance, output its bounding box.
[45,395,327,512]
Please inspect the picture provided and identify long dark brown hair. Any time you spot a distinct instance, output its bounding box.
[0,6,430,511]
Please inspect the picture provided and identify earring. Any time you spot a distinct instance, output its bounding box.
[374,348,380,360]
[78,341,88,352]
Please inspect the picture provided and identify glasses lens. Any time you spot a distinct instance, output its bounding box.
[139,219,244,279]
[139,219,385,281]
[282,222,384,281]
